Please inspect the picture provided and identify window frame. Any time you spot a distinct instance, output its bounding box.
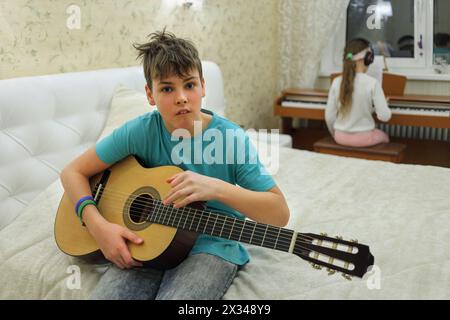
[320,0,446,79]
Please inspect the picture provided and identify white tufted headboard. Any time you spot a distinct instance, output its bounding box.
[0,61,225,229]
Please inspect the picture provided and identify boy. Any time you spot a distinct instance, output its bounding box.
[60,30,290,300]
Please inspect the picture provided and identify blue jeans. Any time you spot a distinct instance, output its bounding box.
[89,253,238,300]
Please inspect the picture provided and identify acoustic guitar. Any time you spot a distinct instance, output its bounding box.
[54,156,374,280]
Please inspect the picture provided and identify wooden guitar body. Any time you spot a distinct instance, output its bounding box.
[54,156,199,269]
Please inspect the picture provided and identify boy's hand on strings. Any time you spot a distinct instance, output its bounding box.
[163,171,222,208]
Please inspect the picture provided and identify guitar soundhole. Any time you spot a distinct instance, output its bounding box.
[129,194,155,224]
[124,187,160,231]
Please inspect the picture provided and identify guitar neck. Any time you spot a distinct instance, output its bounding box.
[148,202,302,253]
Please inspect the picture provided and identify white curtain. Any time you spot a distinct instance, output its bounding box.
[278,0,350,90]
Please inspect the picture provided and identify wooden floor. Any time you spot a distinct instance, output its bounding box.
[290,127,450,168]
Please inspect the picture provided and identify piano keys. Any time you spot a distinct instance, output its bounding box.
[281,99,450,117]
[275,89,450,130]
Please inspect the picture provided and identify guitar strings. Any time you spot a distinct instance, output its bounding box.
[100,200,292,248]
[94,187,312,245]
[100,199,354,275]
[93,187,321,246]
[97,190,359,272]
[99,197,297,249]
[98,200,344,271]
[93,186,332,246]
[81,187,356,274]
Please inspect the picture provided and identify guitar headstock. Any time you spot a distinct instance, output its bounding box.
[294,232,374,280]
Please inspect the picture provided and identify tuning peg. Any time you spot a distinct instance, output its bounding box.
[335,235,343,240]
[320,232,328,237]
[341,273,352,281]
[351,239,358,243]
[326,268,336,276]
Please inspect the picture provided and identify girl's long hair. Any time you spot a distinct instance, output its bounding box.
[339,38,371,116]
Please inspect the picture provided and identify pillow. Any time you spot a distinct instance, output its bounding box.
[0,85,156,298]
[99,85,156,139]
[0,177,103,299]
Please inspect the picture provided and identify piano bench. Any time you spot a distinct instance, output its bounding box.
[313,136,406,163]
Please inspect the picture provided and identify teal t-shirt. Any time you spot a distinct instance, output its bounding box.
[95,109,276,266]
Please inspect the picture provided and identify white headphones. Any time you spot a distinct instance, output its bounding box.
[346,46,374,66]
[351,48,370,61]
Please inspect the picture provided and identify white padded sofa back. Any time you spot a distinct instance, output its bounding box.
[0,61,225,229]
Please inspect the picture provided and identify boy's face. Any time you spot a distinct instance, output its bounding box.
[145,69,206,134]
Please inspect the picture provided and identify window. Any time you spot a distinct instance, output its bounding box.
[433,0,450,65]
[347,0,416,59]
[320,0,450,77]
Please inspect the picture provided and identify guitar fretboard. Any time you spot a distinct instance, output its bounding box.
[147,200,298,253]
[92,183,314,256]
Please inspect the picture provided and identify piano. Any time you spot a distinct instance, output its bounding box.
[275,88,450,137]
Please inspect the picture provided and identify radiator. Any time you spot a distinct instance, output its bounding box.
[377,124,450,141]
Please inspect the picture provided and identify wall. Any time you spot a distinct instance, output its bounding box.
[0,0,279,129]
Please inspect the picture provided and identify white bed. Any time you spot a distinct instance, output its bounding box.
[0,66,449,300]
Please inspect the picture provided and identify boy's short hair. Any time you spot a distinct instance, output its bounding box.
[134,29,203,90]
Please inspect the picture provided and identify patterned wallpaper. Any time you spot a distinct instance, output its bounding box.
[0,0,280,129]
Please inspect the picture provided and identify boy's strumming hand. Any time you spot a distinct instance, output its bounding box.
[163,171,222,208]
[90,220,144,269]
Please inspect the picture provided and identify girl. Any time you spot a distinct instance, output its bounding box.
[325,38,392,147]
